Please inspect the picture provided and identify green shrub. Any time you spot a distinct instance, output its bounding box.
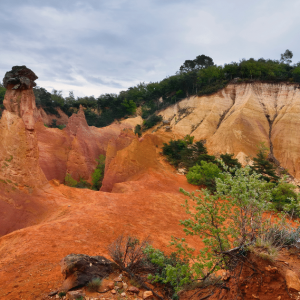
[92,155,105,190]
[58,291,66,298]
[177,166,273,275]
[143,114,162,130]
[162,138,218,170]
[186,161,224,193]
[143,245,192,298]
[218,153,241,174]
[121,99,137,115]
[64,173,78,187]
[87,277,102,292]
[57,124,66,130]
[76,177,91,189]
[64,156,105,190]
[271,181,300,216]
[162,139,188,167]
[251,143,279,183]
[134,124,142,137]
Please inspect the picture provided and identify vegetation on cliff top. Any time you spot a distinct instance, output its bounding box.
[29,50,300,128]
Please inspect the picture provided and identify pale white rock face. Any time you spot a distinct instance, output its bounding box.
[157,83,300,179]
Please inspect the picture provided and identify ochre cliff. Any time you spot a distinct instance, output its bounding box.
[156,82,300,178]
[36,106,142,183]
[101,133,161,192]
[37,106,68,126]
[0,67,47,188]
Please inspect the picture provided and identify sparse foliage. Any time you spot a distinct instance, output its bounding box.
[64,173,78,187]
[92,155,105,190]
[280,49,293,64]
[143,114,162,130]
[87,277,102,292]
[134,124,142,137]
[108,235,151,273]
[251,142,279,183]
[271,180,299,215]
[178,166,273,274]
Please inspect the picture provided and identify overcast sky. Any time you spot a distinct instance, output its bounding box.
[1,0,299,97]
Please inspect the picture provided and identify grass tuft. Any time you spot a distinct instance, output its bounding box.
[87,277,102,292]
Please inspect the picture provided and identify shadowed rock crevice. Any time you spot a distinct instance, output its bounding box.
[190,118,204,134]
[215,91,236,131]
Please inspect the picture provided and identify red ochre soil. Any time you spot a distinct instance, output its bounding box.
[0,161,201,299]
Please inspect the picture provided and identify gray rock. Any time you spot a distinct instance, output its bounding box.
[60,253,114,291]
[3,65,38,90]
[66,290,85,300]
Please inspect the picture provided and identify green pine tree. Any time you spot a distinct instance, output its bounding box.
[251,143,279,183]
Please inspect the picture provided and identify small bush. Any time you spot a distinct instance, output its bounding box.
[76,177,91,189]
[87,277,102,292]
[108,234,191,299]
[251,142,279,183]
[65,173,78,187]
[108,235,151,273]
[186,161,224,193]
[177,166,274,276]
[143,114,162,130]
[262,223,300,248]
[92,154,105,190]
[218,153,241,174]
[271,181,299,216]
[162,138,219,170]
[57,124,66,130]
[134,124,142,137]
[162,139,188,167]
[143,245,192,298]
[58,292,66,298]
[64,174,91,189]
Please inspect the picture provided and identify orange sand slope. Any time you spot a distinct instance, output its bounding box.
[0,167,200,300]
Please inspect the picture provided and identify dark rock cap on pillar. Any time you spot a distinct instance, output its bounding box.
[3,65,38,90]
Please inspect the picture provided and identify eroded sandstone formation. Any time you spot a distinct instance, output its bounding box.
[36,106,143,183]
[37,106,69,127]
[101,133,161,192]
[157,83,300,178]
[0,66,47,187]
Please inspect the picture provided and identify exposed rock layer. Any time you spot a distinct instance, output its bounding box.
[36,107,143,183]
[101,134,161,192]
[0,67,47,187]
[157,83,300,178]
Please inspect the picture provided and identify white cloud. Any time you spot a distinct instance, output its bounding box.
[0,0,299,98]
